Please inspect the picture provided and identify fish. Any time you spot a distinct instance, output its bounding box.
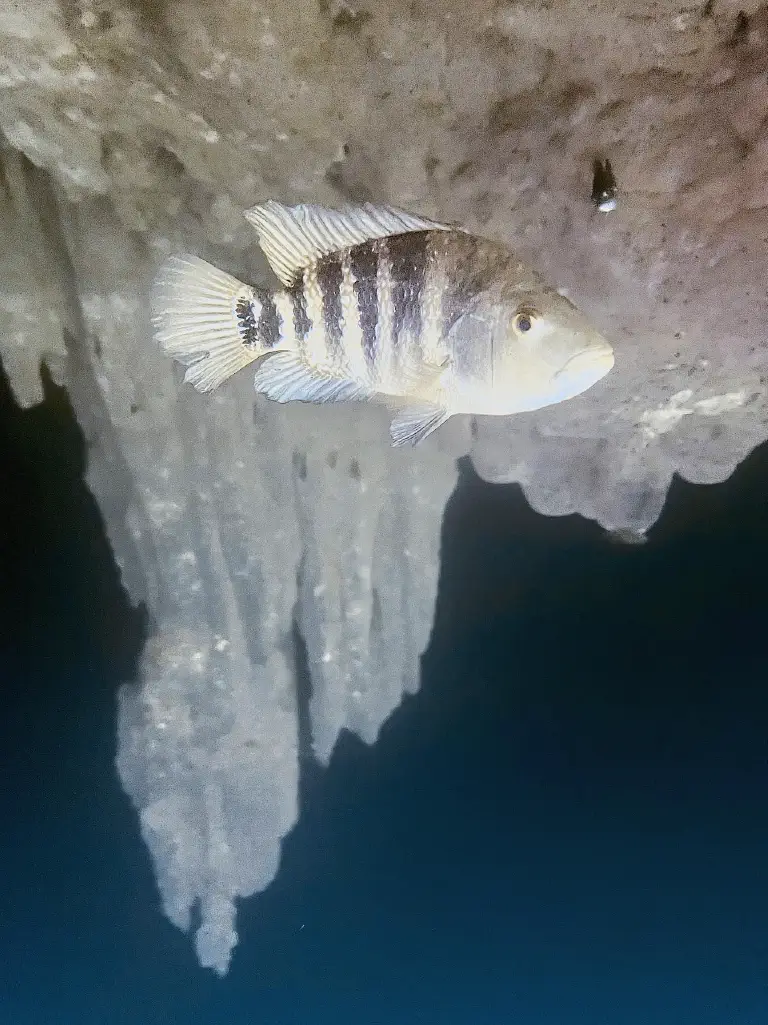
[150,200,615,446]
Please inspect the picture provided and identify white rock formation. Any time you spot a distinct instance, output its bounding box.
[2,0,767,973]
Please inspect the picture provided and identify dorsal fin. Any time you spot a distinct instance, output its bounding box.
[243,200,451,286]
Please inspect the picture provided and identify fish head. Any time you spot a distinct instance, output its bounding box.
[482,287,615,415]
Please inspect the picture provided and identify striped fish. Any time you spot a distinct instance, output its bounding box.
[151,201,615,446]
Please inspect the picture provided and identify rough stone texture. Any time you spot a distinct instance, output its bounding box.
[2,0,768,973]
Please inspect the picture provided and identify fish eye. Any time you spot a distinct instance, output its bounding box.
[513,309,538,334]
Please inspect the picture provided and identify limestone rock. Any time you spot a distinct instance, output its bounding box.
[2,0,767,973]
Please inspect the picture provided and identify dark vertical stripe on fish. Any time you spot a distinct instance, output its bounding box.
[255,291,281,350]
[440,233,483,335]
[316,255,344,361]
[236,296,260,349]
[290,284,311,345]
[350,241,379,373]
[387,231,427,356]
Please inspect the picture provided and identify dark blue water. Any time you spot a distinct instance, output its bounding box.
[1,363,767,1025]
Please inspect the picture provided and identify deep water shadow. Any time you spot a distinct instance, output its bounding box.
[0,358,147,665]
[235,442,768,1025]
[0,359,175,1024]
[420,449,768,744]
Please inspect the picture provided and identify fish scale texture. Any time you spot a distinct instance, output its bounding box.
[2,0,768,973]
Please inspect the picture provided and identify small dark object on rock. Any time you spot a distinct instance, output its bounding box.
[591,157,617,212]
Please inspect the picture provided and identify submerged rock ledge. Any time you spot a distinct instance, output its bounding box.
[2,0,766,973]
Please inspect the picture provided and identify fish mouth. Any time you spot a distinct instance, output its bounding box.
[556,343,615,383]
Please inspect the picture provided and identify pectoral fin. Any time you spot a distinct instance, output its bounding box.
[389,402,450,447]
[398,355,452,396]
[252,351,372,404]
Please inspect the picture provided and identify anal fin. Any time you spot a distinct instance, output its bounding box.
[252,351,373,405]
[389,402,450,447]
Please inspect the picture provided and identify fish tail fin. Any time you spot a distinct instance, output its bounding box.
[151,254,266,393]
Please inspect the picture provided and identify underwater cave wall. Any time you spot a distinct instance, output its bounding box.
[2,0,768,972]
